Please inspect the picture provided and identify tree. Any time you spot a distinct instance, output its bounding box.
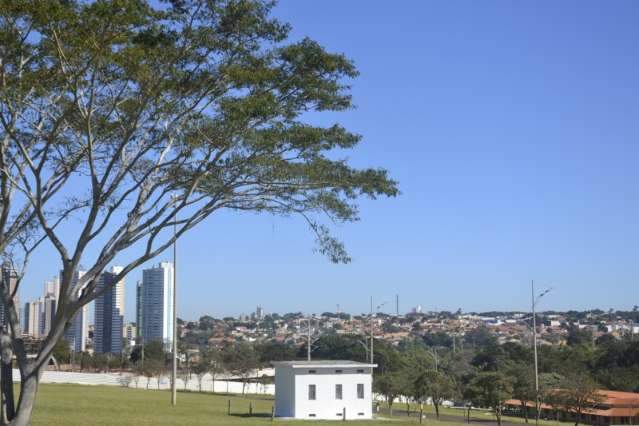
[552,374,603,426]
[374,372,406,416]
[222,343,259,395]
[412,370,457,419]
[466,372,514,426]
[0,1,397,423]
[509,364,536,423]
[201,347,224,393]
[193,358,208,392]
[51,338,71,365]
[566,326,593,347]
[255,341,296,363]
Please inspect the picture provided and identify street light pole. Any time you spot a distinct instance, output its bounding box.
[532,281,539,426]
[532,281,552,426]
[369,297,374,364]
[171,196,178,406]
[307,315,312,361]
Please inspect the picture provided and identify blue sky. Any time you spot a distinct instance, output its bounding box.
[22,1,639,320]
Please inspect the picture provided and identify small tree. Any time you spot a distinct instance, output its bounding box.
[222,343,259,395]
[193,361,207,393]
[374,372,406,416]
[413,370,457,419]
[180,368,191,391]
[466,372,514,426]
[552,374,603,426]
[198,346,224,393]
[510,364,536,423]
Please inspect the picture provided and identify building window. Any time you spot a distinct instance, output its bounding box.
[356,369,365,373]
[308,384,316,400]
[335,384,343,400]
[335,369,343,374]
[357,383,365,399]
[308,369,316,374]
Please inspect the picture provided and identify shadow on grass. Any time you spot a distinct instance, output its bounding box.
[175,389,275,401]
[229,413,274,419]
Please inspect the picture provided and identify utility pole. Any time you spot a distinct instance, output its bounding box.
[396,294,399,317]
[369,296,374,364]
[171,195,178,407]
[307,315,312,361]
[532,281,552,426]
[532,281,539,426]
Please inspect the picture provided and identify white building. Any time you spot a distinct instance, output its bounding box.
[140,262,174,350]
[23,299,41,337]
[94,266,125,354]
[273,360,376,421]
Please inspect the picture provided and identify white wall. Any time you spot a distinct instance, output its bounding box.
[274,366,295,417]
[293,367,373,420]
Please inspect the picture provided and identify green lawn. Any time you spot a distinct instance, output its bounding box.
[29,384,460,425]
[386,402,564,426]
[29,384,570,426]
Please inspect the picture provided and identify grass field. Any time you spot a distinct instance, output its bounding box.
[29,384,454,425]
[28,384,567,426]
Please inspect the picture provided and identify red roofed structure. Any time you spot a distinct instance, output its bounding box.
[505,390,639,425]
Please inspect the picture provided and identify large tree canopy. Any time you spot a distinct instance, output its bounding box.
[0,1,397,423]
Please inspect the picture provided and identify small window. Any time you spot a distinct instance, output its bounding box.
[357,369,365,373]
[358,412,365,416]
[308,384,316,400]
[335,369,343,374]
[336,413,343,417]
[309,414,316,417]
[357,383,365,399]
[308,369,316,374]
[335,384,343,400]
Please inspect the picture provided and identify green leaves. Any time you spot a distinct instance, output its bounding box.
[0,0,397,268]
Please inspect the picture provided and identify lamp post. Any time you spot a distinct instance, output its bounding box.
[171,195,178,406]
[428,347,439,373]
[369,299,387,364]
[532,281,552,426]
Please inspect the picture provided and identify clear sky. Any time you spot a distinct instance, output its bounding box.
[21,1,639,320]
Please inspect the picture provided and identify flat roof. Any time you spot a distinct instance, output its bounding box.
[272,360,377,369]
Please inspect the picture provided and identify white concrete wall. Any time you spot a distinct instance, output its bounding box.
[274,366,295,417]
[12,370,275,395]
[293,367,373,420]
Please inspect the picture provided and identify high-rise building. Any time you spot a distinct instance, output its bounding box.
[140,262,174,350]
[0,262,19,328]
[136,280,144,339]
[94,266,125,354]
[256,306,264,320]
[123,322,137,347]
[23,299,42,337]
[40,294,57,336]
[63,270,87,352]
[44,277,59,298]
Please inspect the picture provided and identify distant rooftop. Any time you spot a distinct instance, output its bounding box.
[272,360,377,369]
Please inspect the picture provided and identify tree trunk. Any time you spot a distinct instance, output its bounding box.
[10,370,41,426]
[435,402,440,420]
[521,402,529,423]
[1,329,15,423]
